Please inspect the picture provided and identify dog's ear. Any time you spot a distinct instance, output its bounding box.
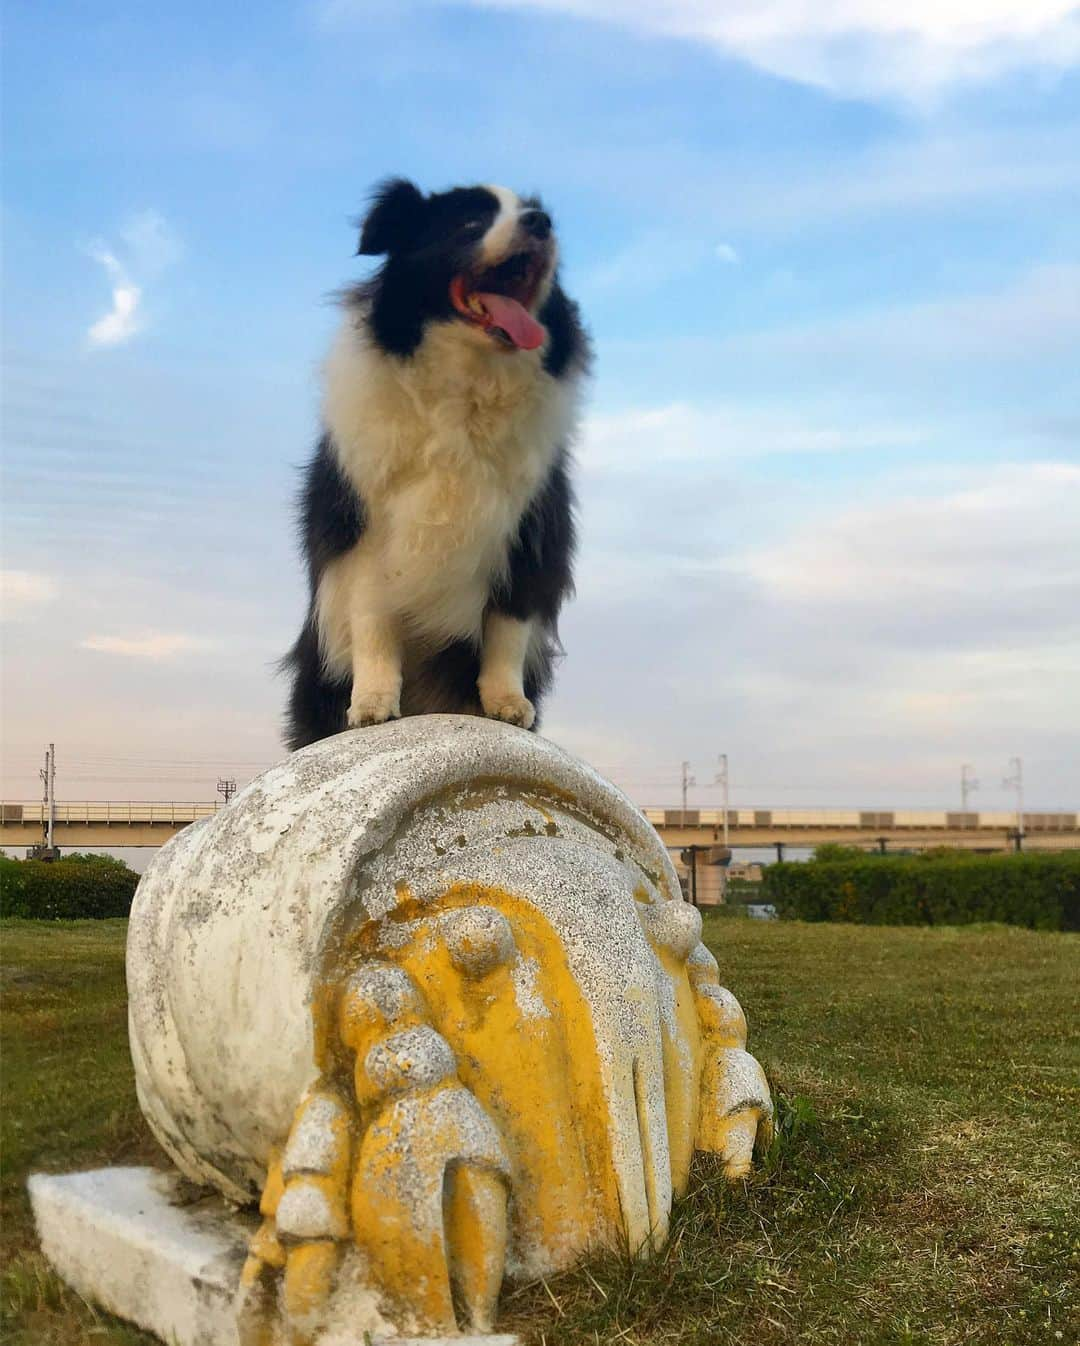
[357,178,427,256]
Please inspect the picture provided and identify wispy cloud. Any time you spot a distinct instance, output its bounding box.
[735,262,1080,364]
[434,1,1080,101]
[549,455,1080,801]
[86,246,142,348]
[85,210,182,350]
[583,233,741,297]
[120,209,184,273]
[80,631,210,660]
[541,121,1080,239]
[0,570,59,619]
[582,402,925,473]
[739,461,1080,624]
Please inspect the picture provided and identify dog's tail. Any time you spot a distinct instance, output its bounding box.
[279,617,350,751]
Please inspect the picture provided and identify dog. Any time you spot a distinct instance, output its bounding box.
[283,179,589,751]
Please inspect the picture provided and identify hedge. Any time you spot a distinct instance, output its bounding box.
[761,851,1080,931]
[0,854,139,919]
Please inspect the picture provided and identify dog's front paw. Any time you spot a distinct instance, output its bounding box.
[479,688,536,729]
[347,689,401,728]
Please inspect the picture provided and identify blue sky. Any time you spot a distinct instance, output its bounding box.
[2,0,1078,812]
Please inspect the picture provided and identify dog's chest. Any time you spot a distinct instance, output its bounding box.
[325,322,575,640]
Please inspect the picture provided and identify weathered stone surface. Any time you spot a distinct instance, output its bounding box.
[125,716,689,1211]
[29,1168,252,1346]
[29,1167,520,1346]
[37,717,772,1344]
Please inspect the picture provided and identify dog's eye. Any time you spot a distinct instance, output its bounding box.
[459,220,485,240]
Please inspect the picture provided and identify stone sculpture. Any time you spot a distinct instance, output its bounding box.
[43,717,773,1345]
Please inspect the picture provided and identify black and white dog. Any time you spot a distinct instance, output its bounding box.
[283,179,589,751]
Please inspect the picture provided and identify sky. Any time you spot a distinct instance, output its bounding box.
[2,0,1078,818]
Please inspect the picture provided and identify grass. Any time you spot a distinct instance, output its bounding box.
[2,916,1078,1345]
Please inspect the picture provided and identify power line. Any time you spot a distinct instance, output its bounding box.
[0,752,1044,797]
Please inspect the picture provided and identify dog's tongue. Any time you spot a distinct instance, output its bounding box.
[476,292,546,350]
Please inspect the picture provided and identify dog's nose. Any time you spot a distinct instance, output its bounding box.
[521,209,552,241]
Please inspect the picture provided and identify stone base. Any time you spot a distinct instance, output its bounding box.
[29,1167,520,1346]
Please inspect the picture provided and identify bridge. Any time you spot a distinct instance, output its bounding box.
[2,800,1076,854]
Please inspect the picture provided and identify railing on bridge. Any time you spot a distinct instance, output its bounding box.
[1,801,220,827]
[2,802,1076,835]
[641,807,1078,832]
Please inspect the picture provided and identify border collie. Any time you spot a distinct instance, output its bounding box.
[283,179,589,751]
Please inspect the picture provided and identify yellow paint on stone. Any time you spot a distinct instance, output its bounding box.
[246,852,769,1334]
[443,1165,508,1332]
[651,944,702,1197]
[350,1082,500,1329]
[364,882,621,1272]
[284,1241,339,1344]
[246,1218,286,1272]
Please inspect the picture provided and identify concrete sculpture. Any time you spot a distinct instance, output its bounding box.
[34,716,772,1345]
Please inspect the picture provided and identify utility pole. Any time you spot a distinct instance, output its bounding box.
[48,743,56,850]
[714,753,730,904]
[217,777,238,807]
[680,761,696,826]
[36,744,57,858]
[715,754,730,846]
[960,764,979,811]
[1002,757,1024,849]
[39,748,49,848]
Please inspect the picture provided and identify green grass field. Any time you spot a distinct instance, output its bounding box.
[2,917,1077,1345]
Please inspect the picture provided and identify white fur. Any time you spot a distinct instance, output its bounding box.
[318,308,583,689]
[478,612,535,727]
[481,185,522,266]
[481,185,559,309]
[327,546,403,725]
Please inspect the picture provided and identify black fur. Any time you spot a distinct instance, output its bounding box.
[356,182,504,358]
[283,179,588,752]
[494,451,576,625]
[298,435,365,590]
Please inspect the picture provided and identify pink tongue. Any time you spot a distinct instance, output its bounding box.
[475,292,546,350]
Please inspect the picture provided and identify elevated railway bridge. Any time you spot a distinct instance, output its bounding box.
[3,799,1075,854]
[3,801,1074,907]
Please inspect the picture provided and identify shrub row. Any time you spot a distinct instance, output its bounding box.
[0,853,139,919]
[761,851,1080,931]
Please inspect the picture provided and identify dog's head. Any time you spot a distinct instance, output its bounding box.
[354,178,565,360]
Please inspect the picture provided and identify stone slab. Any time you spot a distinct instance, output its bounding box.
[29,1166,519,1346]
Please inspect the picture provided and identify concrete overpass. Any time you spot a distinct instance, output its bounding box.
[2,800,1076,854]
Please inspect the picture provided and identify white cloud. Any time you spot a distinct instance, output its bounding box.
[583,234,741,295]
[739,461,1080,628]
[86,245,142,348]
[746,126,1080,225]
[80,631,210,660]
[581,402,924,473]
[84,211,182,350]
[448,0,1080,100]
[121,209,185,273]
[533,121,1080,237]
[740,262,1080,364]
[0,570,59,619]
[547,452,1080,804]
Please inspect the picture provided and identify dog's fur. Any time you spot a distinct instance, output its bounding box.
[283,179,589,751]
